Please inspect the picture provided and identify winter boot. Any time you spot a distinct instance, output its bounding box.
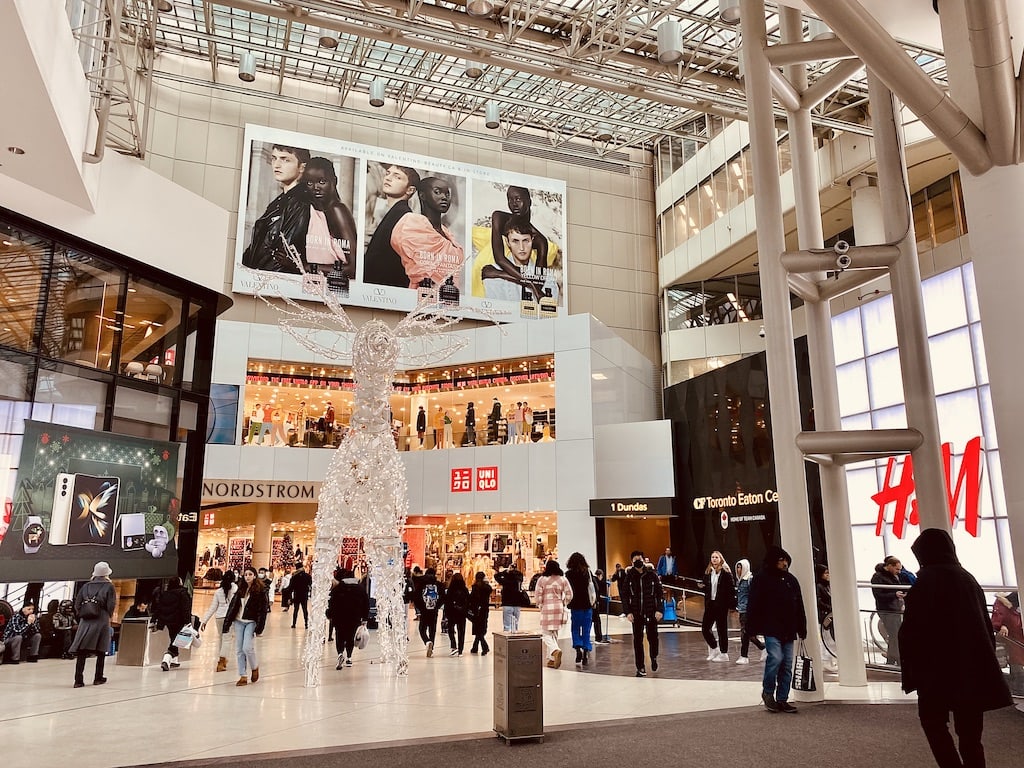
[216,657,227,672]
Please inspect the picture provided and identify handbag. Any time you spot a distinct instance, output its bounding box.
[792,639,816,692]
[354,623,369,650]
[172,625,199,650]
[586,572,598,607]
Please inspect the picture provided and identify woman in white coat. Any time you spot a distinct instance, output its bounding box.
[200,570,237,672]
[534,559,573,669]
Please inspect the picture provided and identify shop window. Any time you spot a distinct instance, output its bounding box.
[911,189,931,250]
[927,176,959,246]
[50,248,126,372]
[0,228,49,355]
[32,368,106,432]
[0,351,33,403]
[119,277,185,384]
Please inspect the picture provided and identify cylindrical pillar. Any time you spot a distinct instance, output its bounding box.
[739,0,818,696]
[849,175,886,246]
[867,71,950,533]
[252,503,273,570]
[780,5,865,689]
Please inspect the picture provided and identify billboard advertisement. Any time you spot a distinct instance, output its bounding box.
[233,124,567,323]
[0,421,182,581]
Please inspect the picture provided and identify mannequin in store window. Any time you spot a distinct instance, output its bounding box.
[443,409,453,449]
[416,405,426,448]
[324,401,336,444]
[464,401,476,446]
[247,403,263,445]
[296,400,307,444]
[489,397,502,444]
[522,401,533,443]
[259,402,275,445]
[432,406,444,449]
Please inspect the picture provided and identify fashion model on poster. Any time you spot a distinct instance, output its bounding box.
[152,576,191,672]
[495,564,528,631]
[392,176,464,290]
[701,550,735,662]
[302,157,357,280]
[734,558,765,665]
[899,529,1011,768]
[327,567,370,669]
[469,571,493,655]
[489,186,549,287]
[200,570,238,673]
[363,164,419,287]
[474,221,548,302]
[444,572,470,656]
[871,555,906,665]
[534,559,572,668]
[242,144,311,272]
[69,561,115,688]
[223,566,269,685]
[745,545,806,714]
[622,550,663,677]
[565,552,595,666]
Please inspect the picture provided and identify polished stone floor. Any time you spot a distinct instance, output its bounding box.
[0,595,908,768]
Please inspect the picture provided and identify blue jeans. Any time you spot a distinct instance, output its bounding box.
[762,636,795,702]
[234,620,258,676]
[570,608,593,651]
[502,606,520,632]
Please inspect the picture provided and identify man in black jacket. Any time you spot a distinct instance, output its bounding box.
[899,528,1011,768]
[241,144,311,273]
[622,550,663,677]
[151,577,192,672]
[289,563,313,629]
[746,545,807,713]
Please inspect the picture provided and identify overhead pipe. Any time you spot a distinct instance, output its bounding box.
[800,59,864,111]
[83,92,112,164]
[781,244,900,273]
[764,36,855,67]
[805,0,991,176]
[768,68,801,112]
[795,428,923,457]
[786,273,820,303]
[964,0,1016,166]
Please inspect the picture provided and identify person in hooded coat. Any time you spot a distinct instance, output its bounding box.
[745,545,807,714]
[327,567,370,669]
[69,561,116,688]
[899,528,1011,768]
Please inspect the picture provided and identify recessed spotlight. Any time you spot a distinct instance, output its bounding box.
[7,146,25,155]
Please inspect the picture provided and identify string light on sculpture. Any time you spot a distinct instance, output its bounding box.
[249,238,498,686]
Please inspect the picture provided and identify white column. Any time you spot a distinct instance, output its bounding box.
[959,165,1024,591]
[252,503,273,570]
[780,5,865,689]
[739,0,819,694]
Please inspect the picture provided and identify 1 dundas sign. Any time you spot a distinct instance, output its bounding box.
[871,436,985,538]
[450,466,499,493]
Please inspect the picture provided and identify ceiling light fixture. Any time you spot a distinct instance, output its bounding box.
[155,0,173,12]
[465,0,494,19]
[463,59,484,79]
[719,0,741,24]
[312,25,339,48]
[238,51,256,82]
[595,122,613,142]
[7,146,25,155]
[369,79,386,107]
[485,100,500,129]
[657,21,683,64]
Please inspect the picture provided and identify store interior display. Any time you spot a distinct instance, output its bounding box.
[242,355,556,450]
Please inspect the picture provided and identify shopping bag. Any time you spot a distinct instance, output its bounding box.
[354,624,369,650]
[792,640,816,691]
[172,625,198,650]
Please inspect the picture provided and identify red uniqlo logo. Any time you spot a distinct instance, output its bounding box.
[450,468,472,493]
[477,466,499,492]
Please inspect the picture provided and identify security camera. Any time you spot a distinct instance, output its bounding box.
[758,325,766,339]
[835,253,853,270]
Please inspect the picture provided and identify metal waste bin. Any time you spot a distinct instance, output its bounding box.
[116,618,152,666]
[493,631,543,743]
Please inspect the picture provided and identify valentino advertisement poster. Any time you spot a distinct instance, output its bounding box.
[234,124,567,322]
[0,421,182,582]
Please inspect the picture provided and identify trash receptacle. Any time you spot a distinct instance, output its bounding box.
[493,631,543,743]
[116,618,152,666]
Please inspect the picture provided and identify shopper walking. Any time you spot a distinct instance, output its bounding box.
[444,572,470,656]
[622,550,663,677]
[69,561,115,688]
[414,567,445,656]
[701,550,735,662]
[900,528,1011,768]
[871,555,906,665]
[495,564,528,632]
[290,562,313,629]
[469,571,493,655]
[224,566,269,685]
[565,552,596,666]
[592,569,609,643]
[991,591,1023,696]
[534,559,572,668]
[746,545,807,713]
[152,576,191,672]
[200,570,238,672]
[327,568,370,669]
[734,558,764,665]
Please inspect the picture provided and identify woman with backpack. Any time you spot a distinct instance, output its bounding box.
[69,561,115,688]
[469,572,493,655]
[444,572,471,656]
[414,567,446,657]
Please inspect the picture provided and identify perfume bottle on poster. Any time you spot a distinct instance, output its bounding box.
[439,275,460,306]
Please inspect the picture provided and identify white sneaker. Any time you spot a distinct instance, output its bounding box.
[760,649,768,662]
[713,652,730,663]
[736,656,750,665]
[706,647,719,661]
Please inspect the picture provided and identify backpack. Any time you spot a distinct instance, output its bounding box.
[79,591,102,620]
[422,583,439,611]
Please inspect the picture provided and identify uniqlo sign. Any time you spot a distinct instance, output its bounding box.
[476,466,499,492]
[450,468,472,493]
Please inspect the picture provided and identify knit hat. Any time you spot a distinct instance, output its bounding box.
[93,561,112,578]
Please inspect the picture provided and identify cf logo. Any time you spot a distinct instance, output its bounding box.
[692,497,706,510]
